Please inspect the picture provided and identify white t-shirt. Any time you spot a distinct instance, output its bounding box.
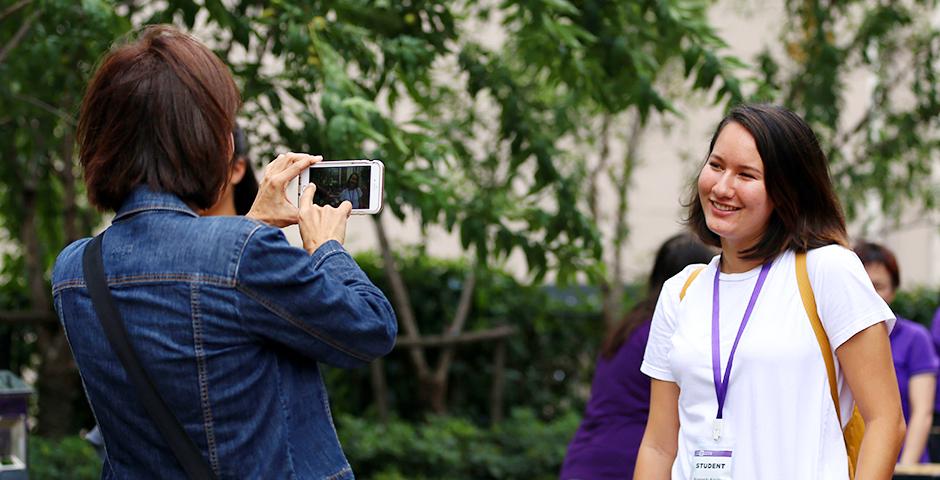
[640,245,895,479]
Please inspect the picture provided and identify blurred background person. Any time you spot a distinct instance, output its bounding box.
[932,298,940,461]
[339,172,363,209]
[855,241,939,465]
[560,233,714,480]
[204,125,258,216]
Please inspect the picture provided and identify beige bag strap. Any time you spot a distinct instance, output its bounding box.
[679,266,705,301]
[795,251,843,425]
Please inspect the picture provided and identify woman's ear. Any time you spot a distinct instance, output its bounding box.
[230,157,247,185]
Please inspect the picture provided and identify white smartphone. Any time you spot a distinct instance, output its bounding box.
[298,159,384,215]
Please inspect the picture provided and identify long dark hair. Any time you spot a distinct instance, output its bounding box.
[232,125,258,215]
[685,104,847,261]
[601,233,715,359]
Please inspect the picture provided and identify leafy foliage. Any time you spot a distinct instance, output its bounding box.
[5,0,940,435]
[327,251,612,422]
[0,0,127,435]
[753,0,940,221]
[23,408,582,480]
[893,287,940,328]
[338,408,580,480]
[28,435,101,480]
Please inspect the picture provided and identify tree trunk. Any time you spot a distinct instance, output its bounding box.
[489,340,507,424]
[608,113,642,321]
[22,179,79,436]
[371,215,436,409]
[369,359,389,422]
[31,128,85,436]
[35,329,80,436]
[421,376,448,415]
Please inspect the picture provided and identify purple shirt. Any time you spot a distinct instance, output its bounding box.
[931,307,940,411]
[560,319,651,480]
[892,316,940,464]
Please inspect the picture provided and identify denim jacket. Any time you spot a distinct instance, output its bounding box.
[52,187,397,479]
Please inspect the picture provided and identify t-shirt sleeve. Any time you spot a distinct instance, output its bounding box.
[809,245,896,349]
[640,264,705,382]
[907,323,940,377]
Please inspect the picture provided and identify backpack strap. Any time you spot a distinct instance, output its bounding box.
[797,251,864,480]
[679,266,705,301]
[795,251,842,424]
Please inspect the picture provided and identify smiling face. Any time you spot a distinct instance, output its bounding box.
[697,122,774,253]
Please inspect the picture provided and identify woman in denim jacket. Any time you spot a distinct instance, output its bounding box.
[51,25,397,479]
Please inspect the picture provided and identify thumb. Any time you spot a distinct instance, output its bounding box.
[338,200,353,217]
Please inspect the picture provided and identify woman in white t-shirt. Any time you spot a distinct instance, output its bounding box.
[634,104,905,479]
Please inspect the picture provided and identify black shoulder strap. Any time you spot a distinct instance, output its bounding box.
[82,233,217,480]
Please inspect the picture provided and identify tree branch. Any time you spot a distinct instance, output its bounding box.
[394,325,516,348]
[0,311,57,326]
[13,94,77,127]
[0,0,31,23]
[0,9,40,65]
[587,114,613,220]
[831,64,907,154]
[58,124,80,243]
[433,267,477,380]
[372,214,430,378]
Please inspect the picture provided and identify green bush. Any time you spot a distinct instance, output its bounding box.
[338,408,580,480]
[893,287,939,328]
[326,250,615,422]
[28,436,101,480]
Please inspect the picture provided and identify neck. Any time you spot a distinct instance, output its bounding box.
[203,191,236,217]
[719,240,764,273]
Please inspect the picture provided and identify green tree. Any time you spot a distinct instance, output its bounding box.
[0,0,129,435]
[158,0,748,414]
[1,0,753,431]
[498,1,747,326]
[754,0,940,221]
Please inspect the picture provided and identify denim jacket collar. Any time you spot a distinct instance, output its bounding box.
[113,186,199,222]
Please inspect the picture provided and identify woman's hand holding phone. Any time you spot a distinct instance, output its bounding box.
[246,153,321,227]
[298,184,352,253]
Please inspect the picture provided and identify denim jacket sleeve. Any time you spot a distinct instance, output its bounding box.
[235,225,397,368]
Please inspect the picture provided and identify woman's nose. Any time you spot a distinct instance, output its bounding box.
[712,173,734,198]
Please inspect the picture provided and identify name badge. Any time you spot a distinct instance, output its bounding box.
[692,448,732,480]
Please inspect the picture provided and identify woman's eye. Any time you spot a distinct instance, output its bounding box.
[740,173,755,180]
[708,161,722,170]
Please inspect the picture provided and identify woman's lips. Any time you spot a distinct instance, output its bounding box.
[710,200,741,215]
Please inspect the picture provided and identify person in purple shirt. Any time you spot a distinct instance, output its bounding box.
[560,233,714,480]
[855,242,939,464]
[930,301,940,460]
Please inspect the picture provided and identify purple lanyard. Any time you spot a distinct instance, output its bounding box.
[711,261,771,422]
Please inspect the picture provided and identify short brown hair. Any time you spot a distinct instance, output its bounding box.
[78,25,240,211]
[853,241,900,290]
[685,104,847,261]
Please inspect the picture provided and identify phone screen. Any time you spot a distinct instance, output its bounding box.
[307,165,372,209]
